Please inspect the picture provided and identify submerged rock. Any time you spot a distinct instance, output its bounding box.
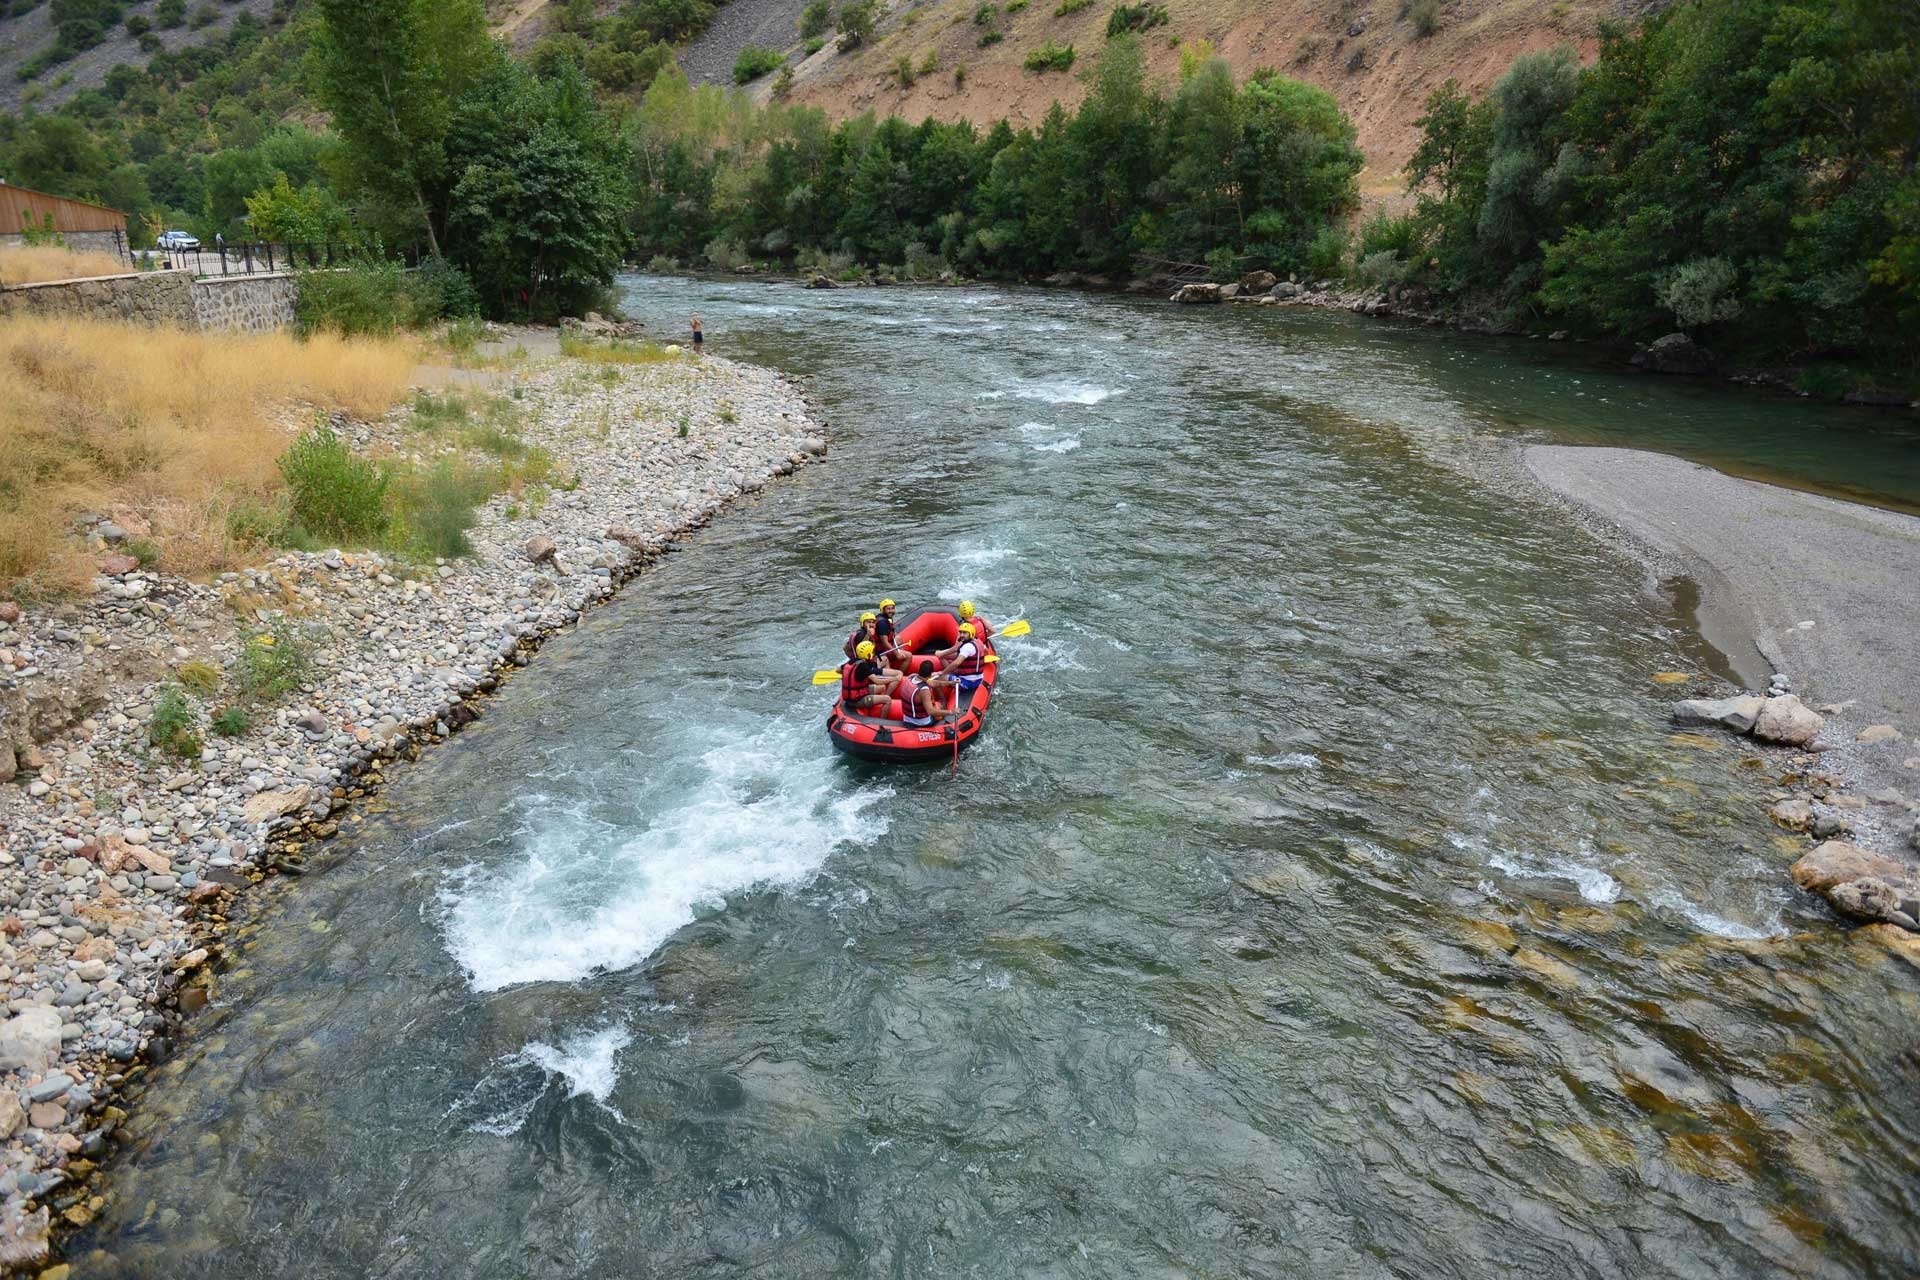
[1631,332,1714,375]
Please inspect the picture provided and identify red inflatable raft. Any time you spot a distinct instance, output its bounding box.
[827,608,997,763]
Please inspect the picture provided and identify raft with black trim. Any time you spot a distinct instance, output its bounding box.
[826,608,997,764]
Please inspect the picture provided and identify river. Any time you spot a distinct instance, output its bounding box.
[71,279,1920,1277]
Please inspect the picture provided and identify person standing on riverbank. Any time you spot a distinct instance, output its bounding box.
[690,314,703,352]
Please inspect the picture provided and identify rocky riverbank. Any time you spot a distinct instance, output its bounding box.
[0,345,826,1270]
[1523,444,1920,934]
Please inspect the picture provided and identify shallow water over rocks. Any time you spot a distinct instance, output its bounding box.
[71,279,1920,1277]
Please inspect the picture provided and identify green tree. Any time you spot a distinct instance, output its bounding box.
[443,59,628,317]
[307,0,499,255]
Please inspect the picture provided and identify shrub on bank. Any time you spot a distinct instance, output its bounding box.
[277,423,390,542]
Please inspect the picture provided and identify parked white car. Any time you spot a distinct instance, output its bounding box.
[155,230,199,250]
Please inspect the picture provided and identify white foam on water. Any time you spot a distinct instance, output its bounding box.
[438,731,892,992]
[1248,753,1319,771]
[1031,436,1081,454]
[463,1023,634,1136]
[1649,889,1783,940]
[979,380,1119,406]
[1485,850,1622,904]
[951,545,1019,566]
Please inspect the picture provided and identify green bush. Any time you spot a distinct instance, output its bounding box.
[277,423,390,543]
[210,704,250,737]
[125,14,149,35]
[155,0,184,27]
[803,36,825,54]
[189,3,217,29]
[1106,3,1167,37]
[1054,0,1090,12]
[1305,225,1349,279]
[1357,208,1422,262]
[892,52,916,87]
[978,28,1002,46]
[412,256,480,319]
[391,460,493,559]
[235,626,318,703]
[148,685,201,758]
[294,260,425,337]
[732,45,785,84]
[799,0,831,37]
[837,0,877,49]
[1024,39,1075,71]
[973,3,996,24]
[1406,0,1440,38]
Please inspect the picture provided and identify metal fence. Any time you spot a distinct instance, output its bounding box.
[144,240,423,277]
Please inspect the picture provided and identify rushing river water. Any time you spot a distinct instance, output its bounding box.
[74,280,1920,1278]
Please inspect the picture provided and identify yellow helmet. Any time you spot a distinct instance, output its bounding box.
[880,598,895,609]
[855,640,875,660]
[958,600,975,619]
[958,624,974,638]
[859,611,876,624]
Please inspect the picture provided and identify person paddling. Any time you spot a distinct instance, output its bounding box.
[840,640,898,714]
[896,664,956,727]
[935,622,987,696]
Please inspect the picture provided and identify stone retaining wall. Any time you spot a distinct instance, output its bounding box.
[191,272,298,334]
[0,269,194,327]
[0,267,300,334]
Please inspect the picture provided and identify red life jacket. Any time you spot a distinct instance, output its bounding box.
[840,661,871,705]
[845,627,868,660]
[898,675,931,723]
[952,640,984,678]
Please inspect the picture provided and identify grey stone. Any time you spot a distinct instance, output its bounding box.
[1632,332,1715,375]
[25,1074,73,1104]
[1755,694,1824,746]
[1671,695,1764,733]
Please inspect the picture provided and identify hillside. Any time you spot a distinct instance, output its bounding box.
[726,0,1631,188]
[0,0,278,114]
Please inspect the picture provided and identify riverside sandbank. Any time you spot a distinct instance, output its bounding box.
[1525,443,1920,898]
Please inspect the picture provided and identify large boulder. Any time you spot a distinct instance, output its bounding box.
[1268,281,1302,300]
[0,1008,64,1073]
[1754,694,1824,746]
[1671,694,1764,733]
[1791,840,1920,933]
[524,535,558,566]
[1631,332,1715,375]
[1240,269,1278,293]
[1172,283,1223,304]
[1791,840,1906,892]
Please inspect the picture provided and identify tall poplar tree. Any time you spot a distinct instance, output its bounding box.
[308,0,499,255]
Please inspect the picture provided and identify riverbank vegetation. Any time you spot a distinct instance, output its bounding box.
[0,316,415,594]
[1376,0,1918,381]
[631,37,1363,280]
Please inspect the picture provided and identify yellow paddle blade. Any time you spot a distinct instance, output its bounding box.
[813,669,842,685]
[983,654,999,663]
[994,619,1031,639]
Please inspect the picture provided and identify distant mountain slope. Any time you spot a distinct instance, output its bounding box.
[0,0,277,114]
[730,0,1630,187]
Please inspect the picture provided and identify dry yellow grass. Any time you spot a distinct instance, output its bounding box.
[1,316,416,594]
[0,244,134,286]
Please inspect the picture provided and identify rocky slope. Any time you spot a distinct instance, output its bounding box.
[755,0,1630,188]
